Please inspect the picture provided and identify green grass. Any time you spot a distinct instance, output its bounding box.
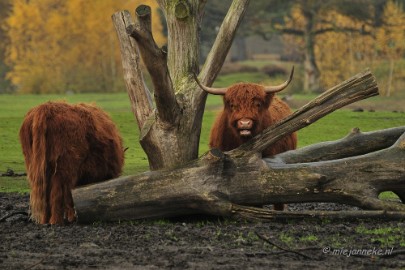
[296,110,405,147]
[356,224,405,247]
[0,87,404,193]
[299,235,319,242]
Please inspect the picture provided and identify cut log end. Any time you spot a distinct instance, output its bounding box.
[175,1,190,20]
[136,5,151,17]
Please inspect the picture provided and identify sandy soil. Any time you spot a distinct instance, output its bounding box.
[1,193,404,269]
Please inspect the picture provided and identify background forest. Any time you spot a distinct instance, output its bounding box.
[0,0,405,96]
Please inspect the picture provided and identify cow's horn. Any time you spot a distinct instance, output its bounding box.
[264,66,294,93]
[193,73,227,95]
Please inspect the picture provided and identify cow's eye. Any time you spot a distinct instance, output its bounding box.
[254,101,262,108]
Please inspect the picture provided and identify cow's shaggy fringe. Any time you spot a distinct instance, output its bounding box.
[19,101,125,224]
[209,84,297,157]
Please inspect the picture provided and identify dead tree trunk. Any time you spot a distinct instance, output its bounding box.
[72,70,405,223]
[72,128,405,223]
[112,1,250,170]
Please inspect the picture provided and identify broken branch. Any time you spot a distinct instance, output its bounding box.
[126,6,180,125]
[232,70,379,157]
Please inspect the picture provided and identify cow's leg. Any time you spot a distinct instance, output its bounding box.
[36,200,50,224]
[42,193,51,224]
[49,172,66,225]
[64,185,76,223]
[29,180,51,224]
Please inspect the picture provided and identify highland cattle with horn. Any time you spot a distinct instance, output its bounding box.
[195,67,297,210]
[196,67,297,157]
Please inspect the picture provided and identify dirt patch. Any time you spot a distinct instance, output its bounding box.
[1,193,404,269]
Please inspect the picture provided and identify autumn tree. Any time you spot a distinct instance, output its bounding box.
[375,0,405,96]
[5,0,166,94]
[281,1,375,92]
[240,0,375,93]
[314,11,376,88]
[0,0,12,93]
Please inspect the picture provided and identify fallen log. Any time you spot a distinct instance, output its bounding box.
[72,130,405,223]
[272,126,405,164]
[72,70,405,223]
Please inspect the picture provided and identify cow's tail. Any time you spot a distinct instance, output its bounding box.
[21,107,49,223]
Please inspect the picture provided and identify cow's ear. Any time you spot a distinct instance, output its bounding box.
[264,93,275,108]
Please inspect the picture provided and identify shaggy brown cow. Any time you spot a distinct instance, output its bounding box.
[195,68,297,210]
[19,101,125,224]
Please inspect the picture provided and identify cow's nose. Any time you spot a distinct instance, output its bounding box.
[238,119,253,129]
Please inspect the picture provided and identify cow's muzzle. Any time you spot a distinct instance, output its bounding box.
[237,118,253,137]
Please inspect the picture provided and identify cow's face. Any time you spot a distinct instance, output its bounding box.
[194,66,294,141]
[223,84,273,140]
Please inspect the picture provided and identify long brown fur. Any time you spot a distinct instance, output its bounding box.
[209,83,297,211]
[19,101,125,224]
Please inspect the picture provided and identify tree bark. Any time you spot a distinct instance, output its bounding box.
[273,126,405,164]
[387,58,394,97]
[72,129,405,223]
[111,10,153,129]
[112,1,250,170]
[72,70,405,223]
[126,5,180,125]
[303,15,321,93]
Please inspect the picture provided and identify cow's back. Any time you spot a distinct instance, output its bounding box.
[19,101,124,224]
[75,103,124,185]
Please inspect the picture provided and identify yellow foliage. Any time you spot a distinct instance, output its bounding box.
[283,5,375,89]
[283,1,405,92]
[315,12,375,88]
[280,5,305,55]
[375,0,405,96]
[6,0,166,93]
[376,0,405,59]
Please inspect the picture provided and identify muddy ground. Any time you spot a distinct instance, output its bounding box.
[1,193,404,269]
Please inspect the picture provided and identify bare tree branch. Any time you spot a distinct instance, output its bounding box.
[277,26,371,37]
[232,205,405,221]
[271,126,405,164]
[314,26,371,36]
[126,5,180,125]
[255,232,313,260]
[112,11,153,129]
[199,0,251,87]
[277,27,305,36]
[157,0,200,92]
